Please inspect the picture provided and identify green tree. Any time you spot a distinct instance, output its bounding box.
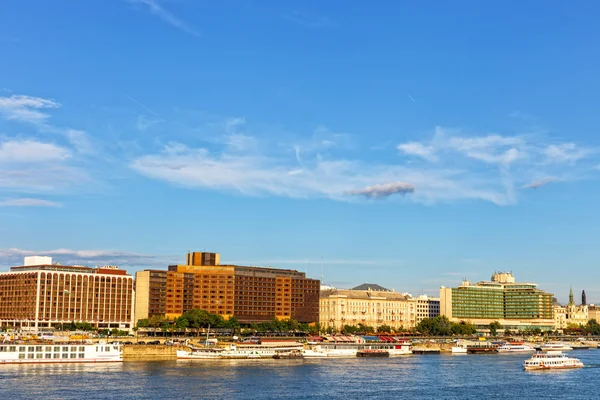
[149,315,165,337]
[377,324,392,334]
[136,319,150,328]
[489,321,502,337]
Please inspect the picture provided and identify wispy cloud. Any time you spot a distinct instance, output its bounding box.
[131,121,599,206]
[397,142,437,161]
[0,248,178,270]
[0,140,71,164]
[130,0,201,37]
[0,94,60,122]
[544,143,592,164]
[522,176,559,189]
[284,11,336,28]
[0,198,61,207]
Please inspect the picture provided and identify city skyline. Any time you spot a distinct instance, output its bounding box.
[2,2,600,304]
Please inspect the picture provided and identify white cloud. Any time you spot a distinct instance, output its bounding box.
[0,140,71,163]
[0,247,178,270]
[130,0,201,37]
[544,143,592,164]
[397,142,437,161]
[0,94,60,122]
[0,198,61,207]
[136,115,162,131]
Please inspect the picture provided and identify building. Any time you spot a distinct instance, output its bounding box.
[320,283,416,332]
[0,257,134,330]
[553,305,567,330]
[564,287,588,326]
[440,272,554,332]
[415,295,440,323]
[135,252,320,324]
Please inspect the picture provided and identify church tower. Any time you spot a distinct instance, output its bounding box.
[569,286,574,306]
[582,290,587,306]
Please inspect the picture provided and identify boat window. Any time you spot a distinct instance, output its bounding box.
[36,346,42,352]
[70,354,77,359]
[54,347,60,352]
[45,347,52,352]
[62,347,69,352]
[19,346,25,352]
[63,353,69,358]
[79,347,85,352]
[9,346,16,352]
[53,354,60,359]
[0,347,4,352]
[45,354,52,359]
[36,354,43,359]
[28,354,34,359]
[27,347,34,352]
[79,353,85,358]
[18,354,25,359]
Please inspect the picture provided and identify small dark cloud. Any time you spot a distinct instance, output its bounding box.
[346,182,415,199]
[522,176,559,189]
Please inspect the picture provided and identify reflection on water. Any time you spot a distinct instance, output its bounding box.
[2,353,600,399]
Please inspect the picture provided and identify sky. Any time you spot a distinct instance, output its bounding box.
[1,1,599,304]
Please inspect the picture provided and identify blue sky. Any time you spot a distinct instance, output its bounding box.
[1,1,599,304]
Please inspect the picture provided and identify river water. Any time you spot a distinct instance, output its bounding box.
[2,351,600,399]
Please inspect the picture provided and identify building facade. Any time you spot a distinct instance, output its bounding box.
[415,295,441,323]
[320,284,416,331]
[564,287,589,326]
[135,252,320,324]
[440,272,554,332]
[0,257,134,330]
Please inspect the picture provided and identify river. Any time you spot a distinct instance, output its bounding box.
[2,351,600,399]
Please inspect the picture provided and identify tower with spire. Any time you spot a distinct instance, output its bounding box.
[582,290,587,306]
[569,286,574,305]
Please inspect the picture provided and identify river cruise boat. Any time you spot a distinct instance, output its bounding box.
[0,342,122,364]
[303,339,412,358]
[523,351,584,371]
[538,342,573,352]
[451,341,468,354]
[177,342,304,360]
[496,342,536,353]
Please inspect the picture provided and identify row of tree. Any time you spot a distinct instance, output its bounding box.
[415,316,477,336]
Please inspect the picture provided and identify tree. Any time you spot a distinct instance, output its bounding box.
[585,319,600,335]
[136,319,150,328]
[149,315,165,337]
[377,325,392,334]
[489,321,502,337]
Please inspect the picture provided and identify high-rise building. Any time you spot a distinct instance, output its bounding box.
[440,272,554,332]
[0,257,134,330]
[320,284,416,331]
[135,252,320,324]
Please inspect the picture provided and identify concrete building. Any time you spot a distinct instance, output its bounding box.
[440,272,554,332]
[135,252,320,324]
[320,284,416,332]
[415,295,440,323]
[0,257,134,330]
[553,305,567,330]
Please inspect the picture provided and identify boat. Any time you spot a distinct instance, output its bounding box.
[177,341,304,360]
[466,342,498,354]
[357,349,389,357]
[538,342,573,352]
[496,342,536,353]
[303,338,411,358]
[0,341,122,364]
[272,350,304,359]
[523,351,584,371]
[570,343,591,350]
[451,340,468,354]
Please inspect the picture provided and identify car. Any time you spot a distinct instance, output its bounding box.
[122,341,133,345]
[147,340,161,345]
[137,341,146,344]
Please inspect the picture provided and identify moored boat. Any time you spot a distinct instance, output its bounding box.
[496,342,536,353]
[523,351,583,371]
[357,350,389,357]
[538,342,573,352]
[0,341,122,364]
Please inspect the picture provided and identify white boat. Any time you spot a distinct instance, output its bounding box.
[523,351,584,371]
[496,342,536,353]
[539,342,573,352]
[0,341,122,364]
[303,340,412,358]
[177,342,304,360]
[451,341,468,354]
